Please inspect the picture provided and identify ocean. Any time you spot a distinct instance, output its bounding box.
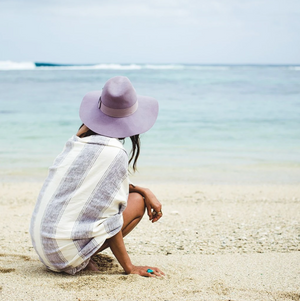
[0,61,300,184]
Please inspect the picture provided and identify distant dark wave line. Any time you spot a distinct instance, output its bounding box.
[34,62,91,67]
[0,60,299,71]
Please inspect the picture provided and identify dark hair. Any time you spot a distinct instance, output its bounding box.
[128,134,140,172]
[78,124,140,171]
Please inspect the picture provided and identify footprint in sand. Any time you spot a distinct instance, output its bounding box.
[0,253,31,273]
[91,254,119,272]
[272,292,300,301]
[210,279,230,295]
[0,267,15,273]
[0,253,31,261]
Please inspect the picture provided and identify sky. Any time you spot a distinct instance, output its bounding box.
[0,0,300,64]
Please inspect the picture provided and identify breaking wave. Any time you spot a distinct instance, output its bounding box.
[0,61,226,71]
[0,61,36,70]
[1,61,298,71]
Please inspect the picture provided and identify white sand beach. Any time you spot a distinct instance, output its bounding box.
[0,182,299,300]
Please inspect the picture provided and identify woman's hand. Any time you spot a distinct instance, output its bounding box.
[107,231,165,278]
[129,185,163,223]
[143,188,163,223]
[129,265,165,277]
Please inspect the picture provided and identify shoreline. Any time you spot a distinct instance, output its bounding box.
[1,164,300,185]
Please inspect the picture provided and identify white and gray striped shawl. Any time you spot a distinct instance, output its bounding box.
[30,135,129,275]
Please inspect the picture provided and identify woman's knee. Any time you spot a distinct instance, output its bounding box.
[128,192,145,218]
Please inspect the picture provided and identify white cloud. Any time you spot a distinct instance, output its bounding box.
[0,0,299,63]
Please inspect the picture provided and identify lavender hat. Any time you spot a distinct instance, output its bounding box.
[79,76,159,138]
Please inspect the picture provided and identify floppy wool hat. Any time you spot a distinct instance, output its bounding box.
[79,76,159,138]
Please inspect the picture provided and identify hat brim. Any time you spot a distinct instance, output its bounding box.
[79,91,159,138]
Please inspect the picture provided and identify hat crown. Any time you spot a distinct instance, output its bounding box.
[79,76,159,138]
[101,76,137,109]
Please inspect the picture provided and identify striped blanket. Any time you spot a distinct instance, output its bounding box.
[30,135,129,275]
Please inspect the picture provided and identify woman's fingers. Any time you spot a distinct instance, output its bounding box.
[151,210,163,223]
[146,203,153,220]
[131,265,165,277]
[153,267,165,276]
[146,204,163,222]
[151,202,162,214]
[145,267,165,277]
[141,188,162,221]
[144,271,156,277]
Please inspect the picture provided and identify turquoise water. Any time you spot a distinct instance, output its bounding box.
[0,63,300,183]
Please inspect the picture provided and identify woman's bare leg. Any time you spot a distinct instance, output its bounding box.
[122,192,146,236]
[84,193,145,271]
[97,192,145,253]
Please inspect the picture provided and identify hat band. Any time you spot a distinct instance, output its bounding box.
[99,99,138,118]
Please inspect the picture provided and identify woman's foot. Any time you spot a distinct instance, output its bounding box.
[84,259,99,272]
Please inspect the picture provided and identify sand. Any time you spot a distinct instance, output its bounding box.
[0,182,300,300]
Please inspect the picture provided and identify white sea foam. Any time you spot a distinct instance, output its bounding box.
[2,61,299,71]
[41,63,186,70]
[92,64,142,70]
[0,60,36,70]
[0,61,191,71]
[190,65,229,70]
[38,63,143,70]
[288,66,300,71]
[145,64,185,69]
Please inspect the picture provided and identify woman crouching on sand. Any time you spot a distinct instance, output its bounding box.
[30,76,164,277]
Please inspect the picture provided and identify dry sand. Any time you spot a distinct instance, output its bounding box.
[0,182,299,300]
